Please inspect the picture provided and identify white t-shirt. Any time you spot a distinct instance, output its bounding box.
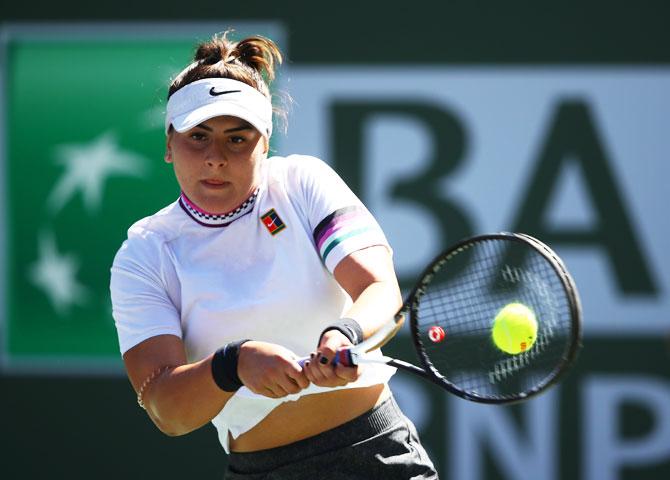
[110,154,396,452]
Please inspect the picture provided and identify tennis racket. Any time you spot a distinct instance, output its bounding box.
[330,232,582,404]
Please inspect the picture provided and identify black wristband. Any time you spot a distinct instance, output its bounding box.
[211,339,251,392]
[318,318,364,346]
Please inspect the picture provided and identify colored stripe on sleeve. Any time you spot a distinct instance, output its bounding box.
[313,206,376,263]
[320,226,373,260]
[312,206,361,244]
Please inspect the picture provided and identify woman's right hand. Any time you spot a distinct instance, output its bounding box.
[237,341,310,398]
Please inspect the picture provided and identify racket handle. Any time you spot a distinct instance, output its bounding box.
[334,348,355,367]
[295,349,356,368]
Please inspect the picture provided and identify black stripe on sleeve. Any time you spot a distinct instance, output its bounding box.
[312,205,362,244]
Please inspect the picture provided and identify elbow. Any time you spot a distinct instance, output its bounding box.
[148,411,196,437]
[155,420,194,437]
[141,390,209,437]
[159,426,189,437]
[155,421,184,437]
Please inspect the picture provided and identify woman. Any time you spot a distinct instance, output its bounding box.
[110,32,438,479]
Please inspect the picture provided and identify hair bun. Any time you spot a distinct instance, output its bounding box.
[169,31,284,108]
[236,37,281,82]
[194,39,229,65]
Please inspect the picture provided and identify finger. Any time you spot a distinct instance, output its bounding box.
[334,362,360,382]
[306,368,346,388]
[305,360,328,384]
[267,387,283,398]
[317,346,338,363]
[269,382,292,398]
[256,386,282,399]
[308,358,343,387]
[287,367,310,389]
[318,354,331,366]
[320,367,350,387]
[311,355,333,382]
[315,352,334,370]
[316,352,344,381]
[303,360,317,383]
[253,375,291,398]
[307,352,328,374]
[314,354,352,386]
[278,375,304,395]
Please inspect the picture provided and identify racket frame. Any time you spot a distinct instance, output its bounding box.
[405,232,583,403]
[338,232,583,403]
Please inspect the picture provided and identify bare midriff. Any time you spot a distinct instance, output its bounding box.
[229,383,391,452]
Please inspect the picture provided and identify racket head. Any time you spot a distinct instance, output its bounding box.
[407,232,582,404]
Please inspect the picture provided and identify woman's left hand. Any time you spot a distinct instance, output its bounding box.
[303,329,361,387]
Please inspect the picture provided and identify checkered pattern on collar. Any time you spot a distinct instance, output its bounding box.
[178,188,260,227]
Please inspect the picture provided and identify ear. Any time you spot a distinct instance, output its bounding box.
[262,137,269,155]
[164,135,173,163]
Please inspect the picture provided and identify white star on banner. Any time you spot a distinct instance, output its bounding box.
[28,233,89,316]
[47,132,147,214]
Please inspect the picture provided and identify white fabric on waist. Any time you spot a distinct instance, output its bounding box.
[212,359,396,453]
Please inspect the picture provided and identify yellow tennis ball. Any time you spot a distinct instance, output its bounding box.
[492,303,538,354]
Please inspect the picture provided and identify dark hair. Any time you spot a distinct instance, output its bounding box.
[168,31,282,100]
[168,31,288,131]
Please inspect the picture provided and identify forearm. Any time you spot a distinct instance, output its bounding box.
[308,274,402,387]
[142,355,233,436]
[332,246,403,341]
[308,246,402,386]
[343,278,402,339]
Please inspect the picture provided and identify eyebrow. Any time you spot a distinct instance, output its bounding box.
[194,122,254,133]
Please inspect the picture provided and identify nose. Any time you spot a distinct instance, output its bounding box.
[206,158,226,167]
[205,144,227,167]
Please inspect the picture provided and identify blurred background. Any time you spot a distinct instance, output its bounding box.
[1,1,669,479]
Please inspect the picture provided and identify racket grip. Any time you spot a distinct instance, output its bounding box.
[295,349,355,369]
[333,348,355,367]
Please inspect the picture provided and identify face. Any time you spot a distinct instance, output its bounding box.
[165,115,268,213]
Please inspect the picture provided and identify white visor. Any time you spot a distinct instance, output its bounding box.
[165,78,273,138]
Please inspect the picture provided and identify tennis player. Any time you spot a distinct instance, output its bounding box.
[110,32,438,479]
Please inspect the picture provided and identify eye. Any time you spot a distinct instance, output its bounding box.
[230,136,245,144]
[190,132,208,141]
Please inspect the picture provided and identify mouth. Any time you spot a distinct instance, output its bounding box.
[201,179,229,188]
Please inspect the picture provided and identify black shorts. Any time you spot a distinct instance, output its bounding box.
[225,395,439,479]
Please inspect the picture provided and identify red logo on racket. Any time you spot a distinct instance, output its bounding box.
[428,326,445,343]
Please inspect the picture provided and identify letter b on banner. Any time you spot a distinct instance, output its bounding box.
[331,101,473,281]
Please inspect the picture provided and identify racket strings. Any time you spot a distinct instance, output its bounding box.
[414,238,576,400]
